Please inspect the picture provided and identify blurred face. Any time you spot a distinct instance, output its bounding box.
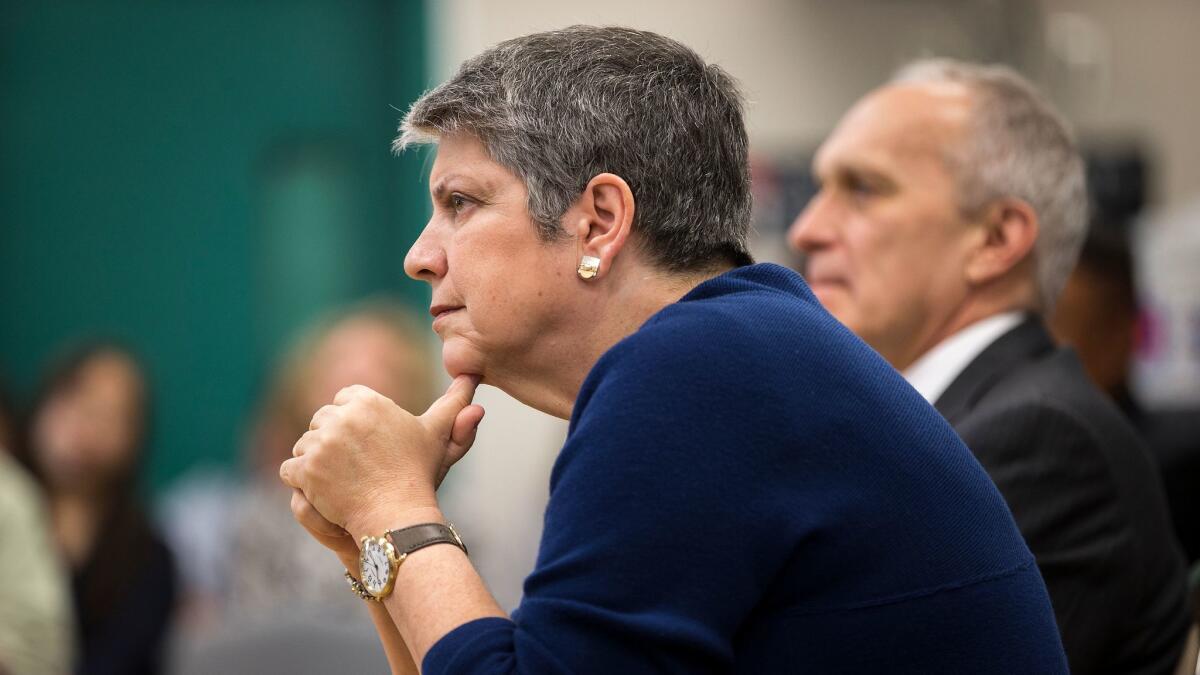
[1050,265,1134,396]
[787,83,979,368]
[304,318,427,415]
[403,134,578,382]
[250,317,430,476]
[33,352,145,494]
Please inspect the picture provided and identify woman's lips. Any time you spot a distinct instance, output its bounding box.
[430,304,463,318]
[430,305,463,329]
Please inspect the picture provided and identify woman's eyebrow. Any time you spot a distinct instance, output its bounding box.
[430,174,495,201]
[429,175,459,200]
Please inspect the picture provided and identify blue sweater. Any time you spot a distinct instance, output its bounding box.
[425,263,1067,674]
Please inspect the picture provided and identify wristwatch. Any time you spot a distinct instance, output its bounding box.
[350,523,467,601]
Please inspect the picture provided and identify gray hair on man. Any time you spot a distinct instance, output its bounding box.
[395,25,753,273]
[893,59,1088,312]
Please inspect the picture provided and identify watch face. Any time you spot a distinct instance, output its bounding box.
[360,538,391,595]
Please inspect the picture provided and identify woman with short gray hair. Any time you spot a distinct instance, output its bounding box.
[279,26,1068,674]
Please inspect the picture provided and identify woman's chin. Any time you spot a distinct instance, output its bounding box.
[441,340,485,380]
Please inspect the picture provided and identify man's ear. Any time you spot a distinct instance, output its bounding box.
[568,173,635,279]
[964,198,1039,286]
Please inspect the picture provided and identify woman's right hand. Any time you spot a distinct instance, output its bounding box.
[289,487,360,564]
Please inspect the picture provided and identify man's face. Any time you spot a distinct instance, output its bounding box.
[787,83,980,369]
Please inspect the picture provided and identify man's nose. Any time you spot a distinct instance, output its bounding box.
[787,190,839,254]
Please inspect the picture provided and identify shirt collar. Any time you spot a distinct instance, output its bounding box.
[903,311,1026,404]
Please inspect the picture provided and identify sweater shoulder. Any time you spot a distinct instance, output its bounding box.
[609,268,833,365]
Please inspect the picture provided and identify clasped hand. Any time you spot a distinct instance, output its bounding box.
[279,375,485,554]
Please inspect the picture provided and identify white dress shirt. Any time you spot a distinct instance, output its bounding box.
[903,311,1026,404]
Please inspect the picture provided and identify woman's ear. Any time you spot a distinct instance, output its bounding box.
[964,198,1039,286]
[571,173,635,279]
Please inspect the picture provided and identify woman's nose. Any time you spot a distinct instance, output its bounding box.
[403,221,447,282]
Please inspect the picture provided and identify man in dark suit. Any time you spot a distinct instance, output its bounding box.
[787,58,1193,675]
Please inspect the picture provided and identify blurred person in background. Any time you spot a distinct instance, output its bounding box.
[1051,221,1200,568]
[1050,220,1140,413]
[788,59,1194,674]
[226,299,436,619]
[163,301,432,673]
[18,343,176,675]
[0,379,74,675]
[281,26,1068,674]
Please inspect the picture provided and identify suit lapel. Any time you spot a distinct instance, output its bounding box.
[934,317,1057,424]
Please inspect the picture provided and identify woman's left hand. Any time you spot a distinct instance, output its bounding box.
[279,375,484,538]
[288,487,359,562]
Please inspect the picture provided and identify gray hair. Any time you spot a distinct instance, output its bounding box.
[395,25,753,272]
[892,59,1088,312]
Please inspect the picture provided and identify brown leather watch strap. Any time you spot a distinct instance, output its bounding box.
[386,523,468,558]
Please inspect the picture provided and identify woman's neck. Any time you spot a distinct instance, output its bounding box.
[496,262,734,419]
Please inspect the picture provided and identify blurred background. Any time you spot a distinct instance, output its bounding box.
[1,1,1197,672]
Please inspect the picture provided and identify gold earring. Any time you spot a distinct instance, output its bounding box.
[577,255,600,280]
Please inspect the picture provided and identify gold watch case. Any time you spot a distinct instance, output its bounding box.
[358,534,405,600]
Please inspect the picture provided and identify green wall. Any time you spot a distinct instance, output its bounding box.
[0,1,432,490]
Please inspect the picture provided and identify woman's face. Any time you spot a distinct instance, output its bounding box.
[404,134,580,383]
[33,352,145,494]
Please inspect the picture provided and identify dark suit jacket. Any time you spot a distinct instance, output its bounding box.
[935,317,1190,675]
[1139,407,1200,564]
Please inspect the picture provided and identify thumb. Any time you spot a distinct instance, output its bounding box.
[422,375,480,435]
[437,404,485,488]
[279,457,302,489]
[449,404,485,456]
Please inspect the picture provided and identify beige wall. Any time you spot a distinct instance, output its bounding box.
[1036,0,1200,207]
[429,0,1199,207]
[430,0,1006,157]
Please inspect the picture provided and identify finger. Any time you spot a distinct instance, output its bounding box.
[422,375,480,433]
[291,429,313,458]
[279,456,303,489]
[443,404,485,475]
[450,404,485,453]
[309,404,340,431]
[333,384,378,406]
[290,488,346,537]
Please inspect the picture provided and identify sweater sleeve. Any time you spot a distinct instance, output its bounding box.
[424,326,794,675]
